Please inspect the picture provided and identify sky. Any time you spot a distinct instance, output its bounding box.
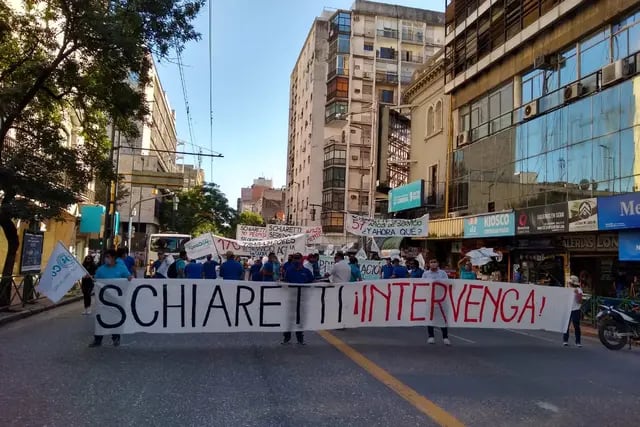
[156,0,445,207]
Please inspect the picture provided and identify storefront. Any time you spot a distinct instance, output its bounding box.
[462,212,515,281]
[563,233,618,296]
[419,217,464,271]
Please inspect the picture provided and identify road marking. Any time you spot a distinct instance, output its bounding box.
[504,329,558,344]
[449,334,475,344]
[318,330,466,427]
[536,401,560,413]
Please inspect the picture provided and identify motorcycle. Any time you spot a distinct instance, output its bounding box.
[596,303,640,350]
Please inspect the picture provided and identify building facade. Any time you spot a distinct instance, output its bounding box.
[440,0,640,295]
[238,177,275,214]
[286,1,445,244]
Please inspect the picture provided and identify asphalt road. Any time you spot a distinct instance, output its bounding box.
[1,301,638,427]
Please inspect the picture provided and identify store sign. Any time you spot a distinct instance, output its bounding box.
[388,180,423,213]
[618,232,640,261]
[562,234,618,251]
[20,231,44,273]
[567,198,598,232]
[598,193,640,230]
[516,203,568,235]
[464,212,515,238]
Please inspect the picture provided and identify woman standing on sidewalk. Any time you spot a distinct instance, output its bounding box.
[81,255,97,315]
[563,275,583,347]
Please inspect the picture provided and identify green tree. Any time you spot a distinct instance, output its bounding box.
[159,183,236,237]
[0,0,204,303]
[237,211,265,226]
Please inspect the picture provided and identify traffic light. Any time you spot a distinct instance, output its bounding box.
[310,208,316,221]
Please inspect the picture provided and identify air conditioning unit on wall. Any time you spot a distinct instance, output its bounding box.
[456,130,470,147]
[522,100,538,120]
[564,82,584,103]
[601,58,636,87]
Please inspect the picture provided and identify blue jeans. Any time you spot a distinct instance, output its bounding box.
[563,309,581,344]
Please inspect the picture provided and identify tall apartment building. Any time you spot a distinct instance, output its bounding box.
[437,0,640,291]
[286,0,445,242]
[238,177,275,214]
[116,58,179,249]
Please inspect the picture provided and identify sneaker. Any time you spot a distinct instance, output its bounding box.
[427,337,435,344]
[88,341,101,348]
[86,308,91,315]
[112,338,120,347]
[576,343,582,348]
[297,341,306,346]
[563,342,569,347]
[281,340,291,345]
[81,309,87,315]
[443,338,451,346]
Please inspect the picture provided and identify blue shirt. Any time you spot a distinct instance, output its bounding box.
[410,268,424,278]
[250,263,263,281]
[185,261,204,279]
[285,262,313,283]
[460,269,476,280]
[95,262,131,279]
[392,265,409,278]
[203,260,218,279]
[220,259,244,280]
[381,264,394,279]
[261,261,278,282]
[122,256,135,274]
[350,264,362,282]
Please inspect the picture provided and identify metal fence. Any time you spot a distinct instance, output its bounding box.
[0,274,42,310]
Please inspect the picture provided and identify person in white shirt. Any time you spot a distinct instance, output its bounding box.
[422,259,451,346]
[326,251,351,283]
[563,275,583,347]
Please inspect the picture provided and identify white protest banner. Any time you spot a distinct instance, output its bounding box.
[318,255,384,281]
[94,278,574,335]
[37,241,87,303]
[184,233,216,260]
[345,214,429,237]
[236,225,268,241]
[267,224,323,243]
[213,234,307,259]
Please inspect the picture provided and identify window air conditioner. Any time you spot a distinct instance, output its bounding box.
[601,58,636,88]
[564,82,584,103]
[522,100,538,120]
[456,130,470,147]
[352,155,358,160]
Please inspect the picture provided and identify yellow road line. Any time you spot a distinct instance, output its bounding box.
[318,330,466,427]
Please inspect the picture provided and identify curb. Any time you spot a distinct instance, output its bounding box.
[0,296,83,327]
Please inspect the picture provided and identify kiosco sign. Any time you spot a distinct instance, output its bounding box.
[464,212,515,238]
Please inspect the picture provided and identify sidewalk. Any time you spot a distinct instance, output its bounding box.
[0,294,83,327]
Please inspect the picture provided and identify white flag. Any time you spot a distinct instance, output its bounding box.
[184,232,215,260]
[38,242,87,303]
[370,238,380,254]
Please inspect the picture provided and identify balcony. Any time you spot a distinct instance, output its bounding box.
[402,55,424,64]
[376,49,397,61]
[402,32,424,44]
[377,29,398,39]
[376,71,398,85]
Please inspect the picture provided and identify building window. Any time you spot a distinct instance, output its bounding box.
[323,167,346,188]
[427,106,435,136]
[325,101,348,123]
[362,84,373,95]
[435,101,443,131]
[324,147,346,167]
[327,77,349,100]
[321,211,344,233]
[378,47,396,60]
[322,190,345,211]
[364,42,374,51]
[333,12,351,34]
[337,34,350,53]
[458,81,512,139]
[380,89,394,104]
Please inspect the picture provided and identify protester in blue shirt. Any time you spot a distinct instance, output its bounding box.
[282,253,313,345]
[280,254,294,282]
[409,260,424,278]
[391,258,409,278]
[458,256,477,280]
[116,247,136,277]
[349,256,363,282]
[381,258,394,279]
[175,250,188,278]
[220,251,244,280]
[89,248,132,348]
[203,255,218,279]
[185,259,204,279]
[249,258,263,281]
[261,252,280,282]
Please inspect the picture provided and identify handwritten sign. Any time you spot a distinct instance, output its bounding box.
[345,214,429,237]
[213,234,307,258]
[236,225,268,241]
[267,224,323,243]
[94,279,573,335]
[318,255,383,280]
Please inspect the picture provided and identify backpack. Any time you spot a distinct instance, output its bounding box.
[167,261,178,278]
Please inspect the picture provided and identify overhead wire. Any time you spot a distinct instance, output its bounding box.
[208,0,215,182]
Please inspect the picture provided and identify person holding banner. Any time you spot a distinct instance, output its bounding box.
[220,251,244,280]
[89,249,133,348]
[422,259,451,346]
[81,255,97,315]
[381,258,394,279]
[261,252,280,282]
[282,253,313,345]
[409,260,424,279]
[391,258,409,279]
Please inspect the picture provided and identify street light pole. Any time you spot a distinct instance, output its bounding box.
[127,192,176,250]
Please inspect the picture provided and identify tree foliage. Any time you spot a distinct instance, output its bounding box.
[236,211,265,226]
[159,184,236,237]
[0,0,204,302]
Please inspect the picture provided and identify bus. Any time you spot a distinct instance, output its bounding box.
[143,233,191,276]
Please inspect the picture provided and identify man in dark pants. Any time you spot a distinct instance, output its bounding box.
[89,249,133,347]
[421,259,451,346]
[282,253,313,345]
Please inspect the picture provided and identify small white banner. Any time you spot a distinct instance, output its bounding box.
[236,225,268,241]
[345,214,429,237]
[266,224,323,243]
[184,233,216,260]
[318,255,384,280]
[37,241,87,303]
[94,279,574,335]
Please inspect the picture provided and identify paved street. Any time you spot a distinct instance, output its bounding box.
[1,301,639,427]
